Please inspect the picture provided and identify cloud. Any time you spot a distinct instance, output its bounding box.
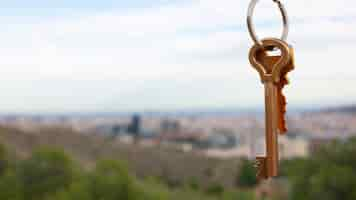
[0,0,355,111]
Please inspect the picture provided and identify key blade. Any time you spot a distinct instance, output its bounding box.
[264,81,279,177]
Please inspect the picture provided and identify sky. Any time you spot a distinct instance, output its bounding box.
[0,0,355,113]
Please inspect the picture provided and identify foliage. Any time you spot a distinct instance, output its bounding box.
[205,183,224,196]
[0,143,257,200]
[136,177,170,200]
[3,136,356,200]
[90,159,137,200]
[222,190,256,200]
[50,176,94,200]
[0,170,24,200]
[236,158,257,187]
[17,148,75,200]
[2,128,356,200]
[0,142,8,175]
[282,137,356,200]
[187,177,200,191]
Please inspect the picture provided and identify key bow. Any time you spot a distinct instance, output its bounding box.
[249,38,290,83]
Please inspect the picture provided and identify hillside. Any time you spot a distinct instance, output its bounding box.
[0,125,240,188]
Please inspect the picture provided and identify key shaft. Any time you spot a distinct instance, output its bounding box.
[264,80,279,177]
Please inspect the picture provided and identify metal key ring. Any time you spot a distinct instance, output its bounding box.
[247,0,289,46]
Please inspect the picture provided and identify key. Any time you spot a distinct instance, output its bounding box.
[277,47,295,134]
[249,38,291,179]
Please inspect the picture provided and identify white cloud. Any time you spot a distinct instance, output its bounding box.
[0,0,355,111]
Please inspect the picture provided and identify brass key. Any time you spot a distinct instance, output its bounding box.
[249,38,291,179]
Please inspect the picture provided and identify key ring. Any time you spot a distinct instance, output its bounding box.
[247,0,289,46]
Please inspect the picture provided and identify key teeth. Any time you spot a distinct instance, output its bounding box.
[255,157,268,180]
[278,90,288,134]
[277,51,294,135]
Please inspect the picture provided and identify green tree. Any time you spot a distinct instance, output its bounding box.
[221,190,255,200]
[48,176,94,200]
[65,177,94,200]
[17,148,75,200]
[236,158,257,187]
[283,137,356,200]
[90,159,137,200]
[0,142,8,176]
[205,183,224,196]
[136,177,170,200]
[0,170,24,200]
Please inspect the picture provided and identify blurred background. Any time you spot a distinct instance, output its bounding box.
[0,0,355,200]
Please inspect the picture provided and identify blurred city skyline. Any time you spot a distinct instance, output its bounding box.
[0,0,355,113]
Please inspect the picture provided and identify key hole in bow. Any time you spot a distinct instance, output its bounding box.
[254,45,284,74]
[265,45,281,56]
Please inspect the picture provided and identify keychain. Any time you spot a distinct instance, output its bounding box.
[247,0,295,179]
